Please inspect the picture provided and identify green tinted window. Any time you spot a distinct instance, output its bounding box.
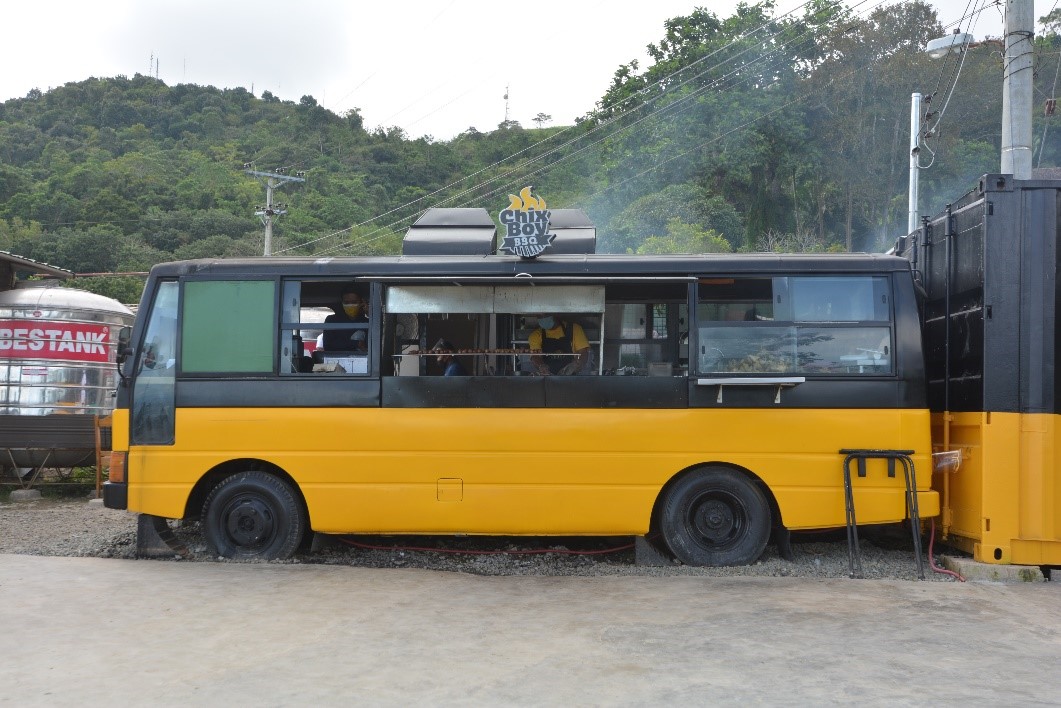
[182,280,275,372]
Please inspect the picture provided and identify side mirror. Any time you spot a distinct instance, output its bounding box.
[116,326,132,365]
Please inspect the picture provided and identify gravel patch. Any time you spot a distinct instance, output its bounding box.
[0,494,960,580]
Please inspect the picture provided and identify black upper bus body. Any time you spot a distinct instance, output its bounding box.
[115,252,925,417]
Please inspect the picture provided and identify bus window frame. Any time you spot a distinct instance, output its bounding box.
[277,278,381,378]
[692,274,898,379]
[173,275,282,379]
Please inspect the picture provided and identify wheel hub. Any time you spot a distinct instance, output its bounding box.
[225,497,274,547]
[692,497,741,546]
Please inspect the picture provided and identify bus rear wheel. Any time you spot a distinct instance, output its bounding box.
[659,467,770,566]
[203,471,306,561]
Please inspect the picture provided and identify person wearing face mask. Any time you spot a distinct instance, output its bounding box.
[528,314,590,376]
[322,288,369,351]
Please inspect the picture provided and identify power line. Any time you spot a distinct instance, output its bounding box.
[287,0,861,256]
[322,49,894,258]
[317,0,883,256]
[918,0,993,169]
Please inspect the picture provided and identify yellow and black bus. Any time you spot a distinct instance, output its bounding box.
[103,249,938,564]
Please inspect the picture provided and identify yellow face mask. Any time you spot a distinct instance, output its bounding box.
[343,303,362,317]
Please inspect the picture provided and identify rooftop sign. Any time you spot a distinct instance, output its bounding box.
[498,187,556,258]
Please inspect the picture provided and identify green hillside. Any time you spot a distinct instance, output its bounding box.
[0,1,1057,302]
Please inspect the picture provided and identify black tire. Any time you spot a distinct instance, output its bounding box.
[202,471,306,561]
[659,467,771,566]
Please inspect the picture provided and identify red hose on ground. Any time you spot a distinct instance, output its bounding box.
[928,517,965,581]
[339,538,635,556]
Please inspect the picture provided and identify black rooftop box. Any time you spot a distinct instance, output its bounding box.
[546,209,596,254]
[894,174,1061,414]
[402,207,596,256]
[402,208,497,256]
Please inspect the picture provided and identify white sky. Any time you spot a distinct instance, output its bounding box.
[0,1,1012,140]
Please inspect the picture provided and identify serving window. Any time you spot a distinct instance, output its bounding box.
[382,284,604,376]
[381,283,693,378]
[600,281,689,376]
[696,276,894,376]
[279,279,372,376]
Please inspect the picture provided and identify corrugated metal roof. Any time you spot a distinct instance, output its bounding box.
[0,250,73,279]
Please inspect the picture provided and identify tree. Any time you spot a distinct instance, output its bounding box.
[0,2,1043,274]
[635,218,732,254]
[69,276,145,304]
[604,184,742,253]
[754,229,836,253]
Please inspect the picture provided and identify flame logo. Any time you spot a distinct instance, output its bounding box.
[507,186,547,212]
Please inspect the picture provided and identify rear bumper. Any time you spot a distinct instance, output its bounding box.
[103,481,127,510]
[918,489,940,518]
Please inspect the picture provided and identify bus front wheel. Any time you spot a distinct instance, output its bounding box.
[202,471,306,561]
[659,467,771,566]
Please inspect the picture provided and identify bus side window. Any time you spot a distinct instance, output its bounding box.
[282,280,372,376]
[601,302,685,376]
[182,280,276,374]
[697,276,894,376]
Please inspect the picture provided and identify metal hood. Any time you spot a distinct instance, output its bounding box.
[402,208,498,256]
[545,209,596,254]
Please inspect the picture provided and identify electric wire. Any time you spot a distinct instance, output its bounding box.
[324,45,894,257]
[319,10,882,255]
[326,4,893,255]
[315,29,844,254]
[917,0,989,170]
[928,518,966,581]
[309,0,883,256]
[274,0,851,255]
[289,0,994,257]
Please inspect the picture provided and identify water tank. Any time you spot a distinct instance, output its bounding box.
[0,284,135,470]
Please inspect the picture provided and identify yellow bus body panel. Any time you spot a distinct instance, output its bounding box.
[936,412,1061,565]
[111,408,129,451]
[127,406,936,535]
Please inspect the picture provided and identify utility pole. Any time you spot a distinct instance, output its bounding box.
[908,92,922,233]
[245,166,306,256]
[1001,0,1034,179]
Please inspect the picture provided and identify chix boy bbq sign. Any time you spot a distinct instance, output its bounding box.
[0,320,111,363]
[499,186,556,258]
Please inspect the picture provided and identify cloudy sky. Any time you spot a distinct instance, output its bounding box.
[1,1,1013,140]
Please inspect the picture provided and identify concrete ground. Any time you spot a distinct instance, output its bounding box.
[1,555,1058,706]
